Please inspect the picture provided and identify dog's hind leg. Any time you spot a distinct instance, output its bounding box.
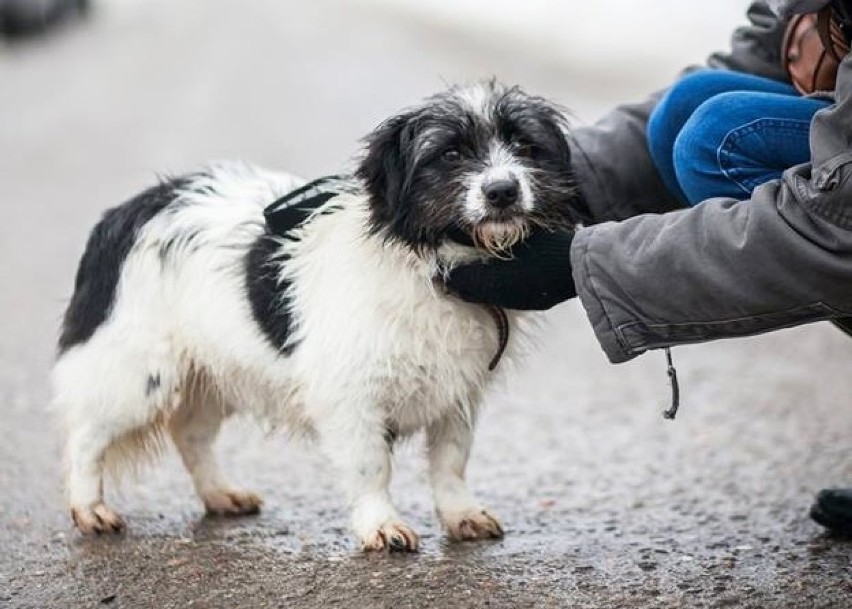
[64,422,129,534]
[168,374,262,517]
[58,352,174,535]
[427,413,504,541]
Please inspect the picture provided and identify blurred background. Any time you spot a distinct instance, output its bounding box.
[2,2,851,608]
[1,0,747,188]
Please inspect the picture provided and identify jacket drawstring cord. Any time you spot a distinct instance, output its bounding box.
[662,347,681,420]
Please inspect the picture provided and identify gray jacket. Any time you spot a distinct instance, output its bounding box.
[570,0,852,363]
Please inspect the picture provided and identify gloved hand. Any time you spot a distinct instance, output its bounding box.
[443,229,577,310]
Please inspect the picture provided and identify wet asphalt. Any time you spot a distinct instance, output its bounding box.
[1,1,851,607]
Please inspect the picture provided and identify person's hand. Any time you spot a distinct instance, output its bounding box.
[443,229,577,310]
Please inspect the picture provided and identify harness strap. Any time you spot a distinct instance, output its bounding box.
[263,174,353,237]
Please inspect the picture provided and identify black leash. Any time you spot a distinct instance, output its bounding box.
[444,225,509,371]
[484,305,509,371]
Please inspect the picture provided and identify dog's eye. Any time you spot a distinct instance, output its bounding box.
[514,140,536,158]
[442,149,461,162]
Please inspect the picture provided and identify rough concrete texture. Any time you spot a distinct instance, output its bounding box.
[1,1,850,608]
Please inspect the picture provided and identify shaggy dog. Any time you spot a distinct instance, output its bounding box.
[51,81,582,551]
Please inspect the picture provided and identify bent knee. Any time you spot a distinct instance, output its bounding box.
[671,92,758,169]
[650,70,734,132]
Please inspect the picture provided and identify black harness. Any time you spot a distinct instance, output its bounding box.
[263,174,353,236]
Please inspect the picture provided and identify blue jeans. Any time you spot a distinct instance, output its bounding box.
[647,69,831,205]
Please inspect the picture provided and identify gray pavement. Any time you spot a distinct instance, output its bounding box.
[1,1,851,607]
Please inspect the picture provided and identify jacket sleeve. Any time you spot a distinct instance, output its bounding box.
[571,1,788,224]
[572,52,852,364]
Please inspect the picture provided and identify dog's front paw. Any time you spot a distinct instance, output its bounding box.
[441,507,504,541]
[71,502,126,535]
[202,489,263,517]
[360,521,420,553]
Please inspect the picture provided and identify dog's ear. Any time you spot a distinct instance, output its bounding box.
[528,105,590,226]
[528,98,574,168]
[497,87,573,166]
[356,110,419,227]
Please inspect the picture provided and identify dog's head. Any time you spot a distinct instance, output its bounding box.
[357,81,583,255]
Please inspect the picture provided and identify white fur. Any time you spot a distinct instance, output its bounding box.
[456,81,493,118]
[51,162,537,549]
[463,142,533,223]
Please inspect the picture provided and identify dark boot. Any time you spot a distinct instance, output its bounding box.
[810,488,852,534]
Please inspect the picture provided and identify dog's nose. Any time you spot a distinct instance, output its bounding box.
[482,179,519,209]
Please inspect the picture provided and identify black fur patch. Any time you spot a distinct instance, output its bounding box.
[245,232,296,355]
[384,424,398,449]
[248,199,343,355]
[145,373,161,396]
[58,177,190,354]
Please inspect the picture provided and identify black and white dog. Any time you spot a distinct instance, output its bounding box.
[51,81,582,551]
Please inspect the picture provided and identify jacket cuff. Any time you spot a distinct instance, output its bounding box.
[571,226,637,364]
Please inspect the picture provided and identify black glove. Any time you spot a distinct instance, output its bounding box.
[444,229,577,310]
